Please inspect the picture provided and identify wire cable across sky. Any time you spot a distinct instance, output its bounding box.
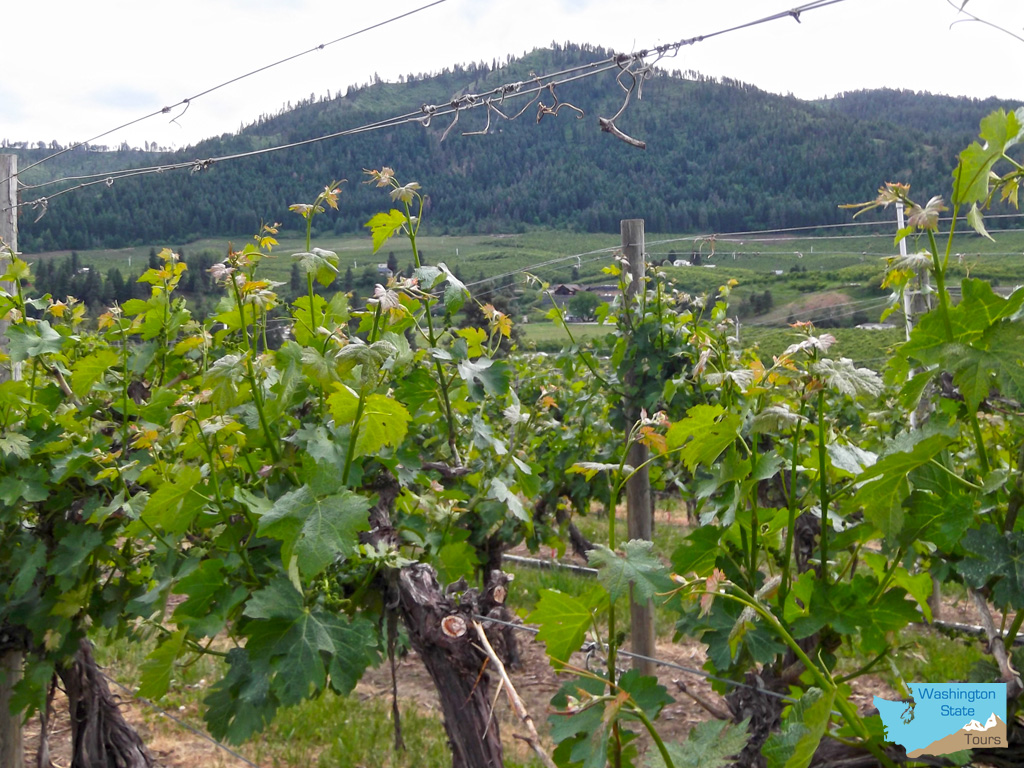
[8,0,452,185]
[8,0,853,214]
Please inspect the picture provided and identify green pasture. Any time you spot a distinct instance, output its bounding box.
[27,224,1024,286]
[26,227,1024,340]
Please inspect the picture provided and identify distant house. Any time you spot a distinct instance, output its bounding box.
[377,263,392,277]
[551,283,583,296]
[549,283,619,310]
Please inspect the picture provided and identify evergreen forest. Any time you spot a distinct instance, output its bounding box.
[8,43,1021,253]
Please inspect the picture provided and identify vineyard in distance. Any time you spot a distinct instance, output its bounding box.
[6,40,1024,768]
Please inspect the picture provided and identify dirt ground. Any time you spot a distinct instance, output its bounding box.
[17,549,1006,768]
[20,613,922,768]
[20,633,755,768]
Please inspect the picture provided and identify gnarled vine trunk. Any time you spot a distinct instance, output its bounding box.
[57,641,152,768]
[366,470,517,768]
[0,649,24,768]
[397,565,506,768]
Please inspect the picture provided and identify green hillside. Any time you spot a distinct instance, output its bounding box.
[8,44,1022,253]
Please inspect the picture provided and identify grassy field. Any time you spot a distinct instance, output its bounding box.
[29,222,1024,295]
[28,225,1024,370]
[519,317,904,368]
[27,229,626,286]
[519,321,614,347]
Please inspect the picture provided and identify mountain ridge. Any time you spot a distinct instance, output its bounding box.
[8,43,1023,252]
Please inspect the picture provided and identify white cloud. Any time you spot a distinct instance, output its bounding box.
[5,0,1024,148]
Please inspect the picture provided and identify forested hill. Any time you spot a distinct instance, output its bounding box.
[11,44,1021,252]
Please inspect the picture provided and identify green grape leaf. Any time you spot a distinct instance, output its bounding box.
[435,540,480,584]
[299,347,336,389]
[667,404,741,471]
[0,433,31,460]
[6,320,66,361]
[365,209,407,253]
[290,295,327,346]
[901,280,1024,371]
[257,486,369,580]
[4,538,46,600]
[851,434,954,538]
[549,677,612,768]
[204,648,278,744]
[751,404,805,434]
[967,202,994,241]
[243,578,304,621]
[645,718,749,768]
[947,279,1023,344]
[355,394,411,455]
[457,327,487,357]
[0,463,47,504]
[172,559,249,638]
[862,553,936,623]
[810,358,884,399]
[618,669,673,720]
[324,613,380,695]
[954,108,1024,205]
[326,384,359,423]
[528,587,607,666]
[292,248,339,287]
[488,477,528,522]
[138,628,187,699]
[204,353,246,409]
[457,357,511,400]
[762,687,834,768]
[671,526,724,578]
[413,265,443,288]
[328,389,410,455]
[47,524,104,589]
[243,579,378,706]
[949,321,1024,410]
[827,443,876,476]
[438,263,469,314]
[588,540,674,604]
[899,489,974,551]
[143,465,207,535]
[847,589,921,654]
[71,348,120,397]
[957,525,1024,609]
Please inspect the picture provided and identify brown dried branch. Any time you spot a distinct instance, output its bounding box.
[472,620,558,768]
[422,461,471,478]
[968,588,1023,697]
[44,363,79,405]
[673,679,731,720]
[598,118,646,149]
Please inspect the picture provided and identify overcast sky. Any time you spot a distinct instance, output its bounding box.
[4,0,1024,150]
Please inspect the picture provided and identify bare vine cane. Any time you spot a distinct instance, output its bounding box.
[535,83,585,123]
[471,621,558,768]
[598,57,647,149]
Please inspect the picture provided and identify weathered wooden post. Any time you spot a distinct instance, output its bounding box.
[895,201,944,622]
[0,155,16,380]
[621,218,656,675]
[0,153,24,768]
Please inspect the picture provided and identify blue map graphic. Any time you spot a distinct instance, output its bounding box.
[875,683,1007,757]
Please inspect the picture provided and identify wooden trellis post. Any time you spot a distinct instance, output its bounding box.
[621,218,656,675]
[0,153,24,768]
